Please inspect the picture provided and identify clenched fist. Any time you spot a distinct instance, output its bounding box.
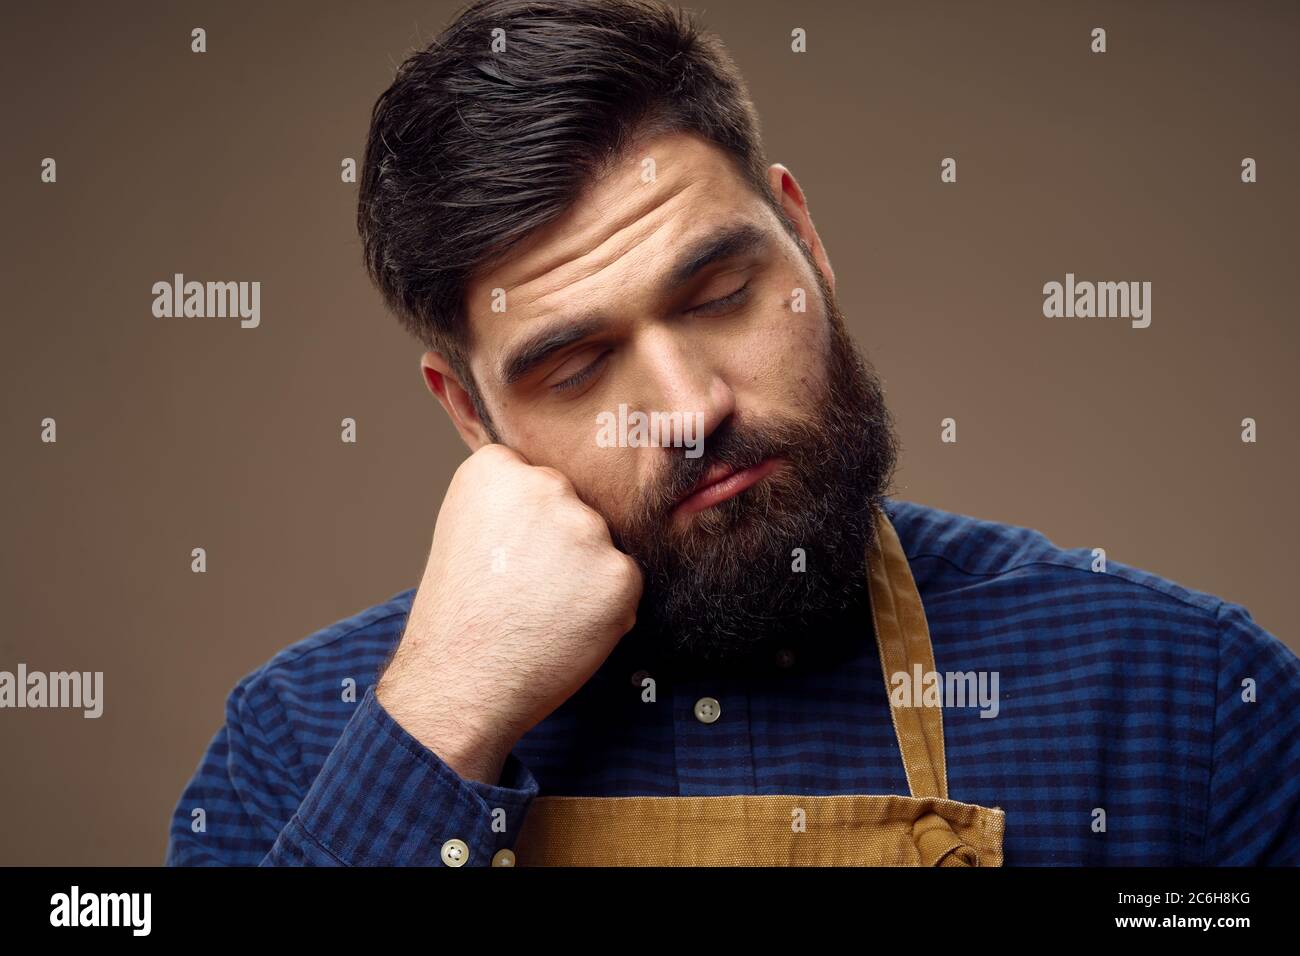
[376,444,644,785]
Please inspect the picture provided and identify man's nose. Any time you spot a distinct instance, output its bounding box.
[634,328,735,440]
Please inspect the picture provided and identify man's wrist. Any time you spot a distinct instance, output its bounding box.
[290,686,538,866]
[375,678,514,786]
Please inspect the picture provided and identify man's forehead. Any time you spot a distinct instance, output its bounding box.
[463,132,757,342]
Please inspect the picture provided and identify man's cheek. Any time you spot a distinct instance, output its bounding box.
[747,347,822,417]
[757,307,825,388]
[574,456,643,531]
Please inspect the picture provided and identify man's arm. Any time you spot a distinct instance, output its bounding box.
[1203,599,1300,865]
[165,680,538,867]
[167,442,641,866]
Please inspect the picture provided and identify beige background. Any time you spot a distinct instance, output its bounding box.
[1,0,1295,865]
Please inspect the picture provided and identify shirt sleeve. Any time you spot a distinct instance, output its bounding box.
[1202,599,1300,865]
[165,681,539,867]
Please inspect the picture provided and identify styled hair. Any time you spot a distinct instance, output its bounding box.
[356,0,786,428]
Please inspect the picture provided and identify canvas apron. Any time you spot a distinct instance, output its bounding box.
[513,507,1006,866]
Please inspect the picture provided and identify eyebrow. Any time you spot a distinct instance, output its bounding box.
[498,221,769,386]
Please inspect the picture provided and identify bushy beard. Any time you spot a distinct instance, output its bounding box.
[607,270,900,664]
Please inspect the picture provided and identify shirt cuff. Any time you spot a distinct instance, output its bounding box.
[292,685,539,866]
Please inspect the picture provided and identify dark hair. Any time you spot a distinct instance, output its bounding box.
[356,0,786,431]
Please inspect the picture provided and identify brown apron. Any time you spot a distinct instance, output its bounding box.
[512,507,1006,866]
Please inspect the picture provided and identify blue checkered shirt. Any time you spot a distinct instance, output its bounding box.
[165,499,1300,866]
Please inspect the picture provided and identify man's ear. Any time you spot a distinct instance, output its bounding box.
[420,350,495,451]
[767,162,835,296]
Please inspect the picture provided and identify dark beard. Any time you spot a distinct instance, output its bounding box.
[607,271,900,665]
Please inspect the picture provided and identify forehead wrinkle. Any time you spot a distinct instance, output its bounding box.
[505,174,699,310]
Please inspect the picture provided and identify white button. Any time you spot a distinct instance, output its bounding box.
[492,848,516,867]
[440,838,469,866]
[694,696,721,723]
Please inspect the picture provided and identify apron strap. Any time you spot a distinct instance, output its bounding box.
[868,506,949,802]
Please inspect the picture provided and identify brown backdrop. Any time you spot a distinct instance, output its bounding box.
[2,0,1296,865]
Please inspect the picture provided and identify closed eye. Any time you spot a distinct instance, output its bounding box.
[547,279,752,394]
[550,349,611,394]
[688,279,752,316]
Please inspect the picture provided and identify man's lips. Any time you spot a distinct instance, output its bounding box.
[673,457,784,516]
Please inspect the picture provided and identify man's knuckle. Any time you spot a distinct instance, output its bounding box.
[615,553,643,588]
[535,466,571,490]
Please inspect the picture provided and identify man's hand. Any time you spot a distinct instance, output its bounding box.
[376,444,644,785]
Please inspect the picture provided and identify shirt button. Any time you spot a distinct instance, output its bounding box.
[630,669,651,688]
[694,696,721,723]
[491,848,516,867]
[440,838,469,867]
[775,648,796,669]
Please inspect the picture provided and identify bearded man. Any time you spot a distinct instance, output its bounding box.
[167,0,1300,867]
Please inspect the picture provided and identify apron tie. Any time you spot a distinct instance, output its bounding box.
[912,811,981,867]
